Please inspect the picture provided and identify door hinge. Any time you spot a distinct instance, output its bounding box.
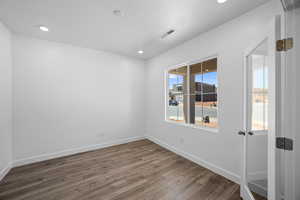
[276,137,293,151]
[276,38,293,52]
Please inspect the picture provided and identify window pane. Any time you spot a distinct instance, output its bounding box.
[252,92,265,130]
[264,61,268,130]
[251,55,268,130]
[189,58,218,128]
[202,94,218,128]
[167,66,187,123]
[202,58,218,93]
[193,94,204,126]
[202,59,218,128]
[167,94,185,122]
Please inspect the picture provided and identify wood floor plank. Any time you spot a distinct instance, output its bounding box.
[0,140,242,200]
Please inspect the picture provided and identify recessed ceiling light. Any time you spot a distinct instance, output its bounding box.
[113,10,122,16]
[138,50,144,54]
[217,0,227,3]
[39,26,49,32]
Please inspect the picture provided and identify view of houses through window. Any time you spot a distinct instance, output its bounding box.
[166,58,218,129]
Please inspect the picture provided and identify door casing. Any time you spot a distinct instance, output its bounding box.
[241,15,282,200]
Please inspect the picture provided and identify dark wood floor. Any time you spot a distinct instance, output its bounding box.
[253,193,267,200]
[0,140,242,200]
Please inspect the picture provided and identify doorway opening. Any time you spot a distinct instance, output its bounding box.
[246,39,269,200]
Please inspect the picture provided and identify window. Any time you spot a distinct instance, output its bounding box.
[250,54,268,131]
[166,66,187,123]
[166,58,218,129]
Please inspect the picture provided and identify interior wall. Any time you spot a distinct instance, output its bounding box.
[145,0,283,183]
[0,22,12,178]
[12,35,145,165]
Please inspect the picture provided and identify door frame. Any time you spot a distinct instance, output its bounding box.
[241,36,269,200]
[241,15,282,200]
[268,15,282,200]
[279,4,297,199]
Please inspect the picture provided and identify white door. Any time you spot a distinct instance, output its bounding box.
[280,0,298,199]
[240,16,281,200]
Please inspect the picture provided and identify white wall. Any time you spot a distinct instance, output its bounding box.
[12,35,145,165]
[145,0,282,183]
[0,22,12,178]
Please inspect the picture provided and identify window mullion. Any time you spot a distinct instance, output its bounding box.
[187,65,190,124]
[201,62,204,124]
[263,55,266,130]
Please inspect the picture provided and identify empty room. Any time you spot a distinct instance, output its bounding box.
[0,0,299,199]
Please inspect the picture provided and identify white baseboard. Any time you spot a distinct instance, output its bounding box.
[145,135,240,184]
[248,181,267,198]
[11,135,240,186]
[0,163,12,182]
[13,136,145,167]
[248,171,268,181]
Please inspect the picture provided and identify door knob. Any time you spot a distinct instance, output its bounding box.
[248,131,254,136]
[238,131,246,136]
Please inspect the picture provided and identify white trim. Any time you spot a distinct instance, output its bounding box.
[242,35,270,200]
[164,54,219,71]
[244,37,268,60]
[0,163,12,182]
[241,16,282,200]
[12,136,145,167]
[8,135,241,188]
[187,64,191,123]
[243,186,256,200]
[248,181,268,198]
[164,120,218,133]
[280,8,296,200]
[248,170,268,181]
[268,15,281,200]
[241,39,250,198]
[145,135,240,184]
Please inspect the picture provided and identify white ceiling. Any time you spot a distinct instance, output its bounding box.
[0,0,269,59]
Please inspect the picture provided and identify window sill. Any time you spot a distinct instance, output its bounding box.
[165,120,219,133]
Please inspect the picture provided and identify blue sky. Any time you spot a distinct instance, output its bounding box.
[168,69,267,90]
[169,72,218,89]
[253,68,268,89]
[252,55,268,89]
